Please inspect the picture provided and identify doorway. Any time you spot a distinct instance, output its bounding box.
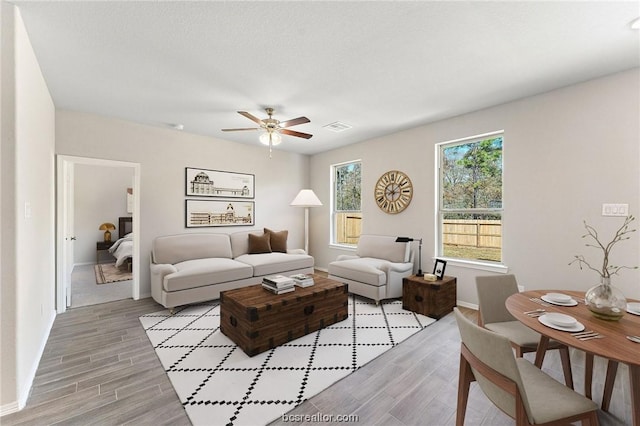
[56,155,141,314]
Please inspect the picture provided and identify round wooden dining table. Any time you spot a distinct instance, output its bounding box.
[506,290,640,426]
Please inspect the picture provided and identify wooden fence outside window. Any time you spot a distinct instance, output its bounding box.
[443,219,502,249]
[334,216,500,252]
[335,212,362,245]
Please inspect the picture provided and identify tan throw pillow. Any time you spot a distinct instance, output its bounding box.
[248,232,272,254]
[264,228,288,253]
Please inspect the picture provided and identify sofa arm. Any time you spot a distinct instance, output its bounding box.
[382,261,414,274]
[381,261,414,299]
[150,262,177,277]
[335,254,359,261]
[150,261,177,306]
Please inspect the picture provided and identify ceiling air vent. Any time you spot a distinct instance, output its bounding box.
[323,121,352,133]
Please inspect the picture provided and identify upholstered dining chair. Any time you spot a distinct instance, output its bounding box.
[454,308,599,426]
[475,274,574,388]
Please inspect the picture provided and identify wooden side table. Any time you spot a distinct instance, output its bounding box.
[96,241,115,264]
[402,275,457,319]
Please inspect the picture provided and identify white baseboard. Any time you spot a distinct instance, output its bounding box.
[0,400,20,417]
[456,300,478,311]
[314,266,328,273]
[15,308,56,412]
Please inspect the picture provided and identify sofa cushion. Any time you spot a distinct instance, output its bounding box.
[356,235,410,263]
[230,230,262,258]
[153,233,232,265]
[163,258,253,292]
[235,252,313,277]
[248,232,272,254]
[328,258,387,286]
[264,228,288,253]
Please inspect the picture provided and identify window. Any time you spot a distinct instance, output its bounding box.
[332,160,362,246]
[437,132,503,264]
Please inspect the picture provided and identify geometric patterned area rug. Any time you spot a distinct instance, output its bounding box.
[94,262,132,284]
[139,294,436,426]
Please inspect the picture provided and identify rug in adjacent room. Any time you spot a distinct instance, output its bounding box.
[139,294,436,426]
[94,262,132,284]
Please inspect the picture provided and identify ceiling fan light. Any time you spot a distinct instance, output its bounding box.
[259,131,282,146]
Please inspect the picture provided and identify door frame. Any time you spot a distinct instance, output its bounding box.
[56,155,141,314]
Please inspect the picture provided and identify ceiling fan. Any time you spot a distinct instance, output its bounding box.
[222,107,312,156]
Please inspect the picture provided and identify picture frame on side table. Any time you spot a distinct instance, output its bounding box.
[186,167,255,198]
[433,259,447,280]
[186,200,254,228]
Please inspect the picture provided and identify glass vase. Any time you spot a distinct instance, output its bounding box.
[584,277,626,321]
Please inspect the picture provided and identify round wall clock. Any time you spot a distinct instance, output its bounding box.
[374,170,413,214]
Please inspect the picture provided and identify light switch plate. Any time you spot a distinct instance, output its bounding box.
[602,203,628,216]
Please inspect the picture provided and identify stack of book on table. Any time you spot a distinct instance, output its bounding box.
[290,274,314,287]
[262,275,295,294]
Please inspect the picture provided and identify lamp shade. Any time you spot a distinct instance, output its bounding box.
[290,189,322,207]
[99,222,116,243]
[259,131,282,146]
[395,237,414,243]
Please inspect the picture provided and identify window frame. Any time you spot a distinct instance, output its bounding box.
[435,131,507,273]
[330,159,362,249]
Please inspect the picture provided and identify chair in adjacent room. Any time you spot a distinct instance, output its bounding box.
[476,274,574,388]
[453,308,599,426]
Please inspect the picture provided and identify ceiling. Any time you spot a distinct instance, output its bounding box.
[13,1,640,155]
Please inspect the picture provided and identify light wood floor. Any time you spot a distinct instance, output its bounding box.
[1,295,632,425]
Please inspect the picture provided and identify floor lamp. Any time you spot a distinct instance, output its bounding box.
[290,189,323,254]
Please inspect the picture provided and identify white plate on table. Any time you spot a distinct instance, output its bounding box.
[541,294,578,306]
[545,292,572,303]
[627,303,640,316]
[538,314,585,332]
[544,312,577,327]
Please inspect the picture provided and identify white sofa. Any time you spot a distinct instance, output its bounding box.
[150,230,314,310]
[328,234,414,304]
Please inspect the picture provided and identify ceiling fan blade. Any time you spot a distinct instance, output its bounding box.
[238,111,264,125]
[280,129,313,139]
[279,116,310,128]
[221,127,259,132]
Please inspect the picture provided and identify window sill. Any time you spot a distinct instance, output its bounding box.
[329,243,357,251]
[435,257,509,274]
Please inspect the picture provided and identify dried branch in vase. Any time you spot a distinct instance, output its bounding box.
[569,215,637,279]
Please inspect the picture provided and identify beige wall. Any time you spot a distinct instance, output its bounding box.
[310,69,640,306]
[0,0,18,411]
[55,111,311,298]
[74,164,133,264]
[1,3,56,412]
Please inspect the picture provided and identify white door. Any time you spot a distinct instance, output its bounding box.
[56,157,76,311]
[56,155,141,313]
[63,162,75,307]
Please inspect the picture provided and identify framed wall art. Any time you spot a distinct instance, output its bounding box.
[432,259,447,280]
[186,168,255,199]
[185,199,254,228]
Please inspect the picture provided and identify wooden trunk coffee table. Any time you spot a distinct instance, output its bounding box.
[220,275,348,356]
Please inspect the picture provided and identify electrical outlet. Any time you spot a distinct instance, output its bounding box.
[602,203,628,217]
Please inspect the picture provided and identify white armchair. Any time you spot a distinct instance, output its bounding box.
[328,234,414,304]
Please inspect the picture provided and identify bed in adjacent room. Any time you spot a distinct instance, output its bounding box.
[109,217,133,269]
